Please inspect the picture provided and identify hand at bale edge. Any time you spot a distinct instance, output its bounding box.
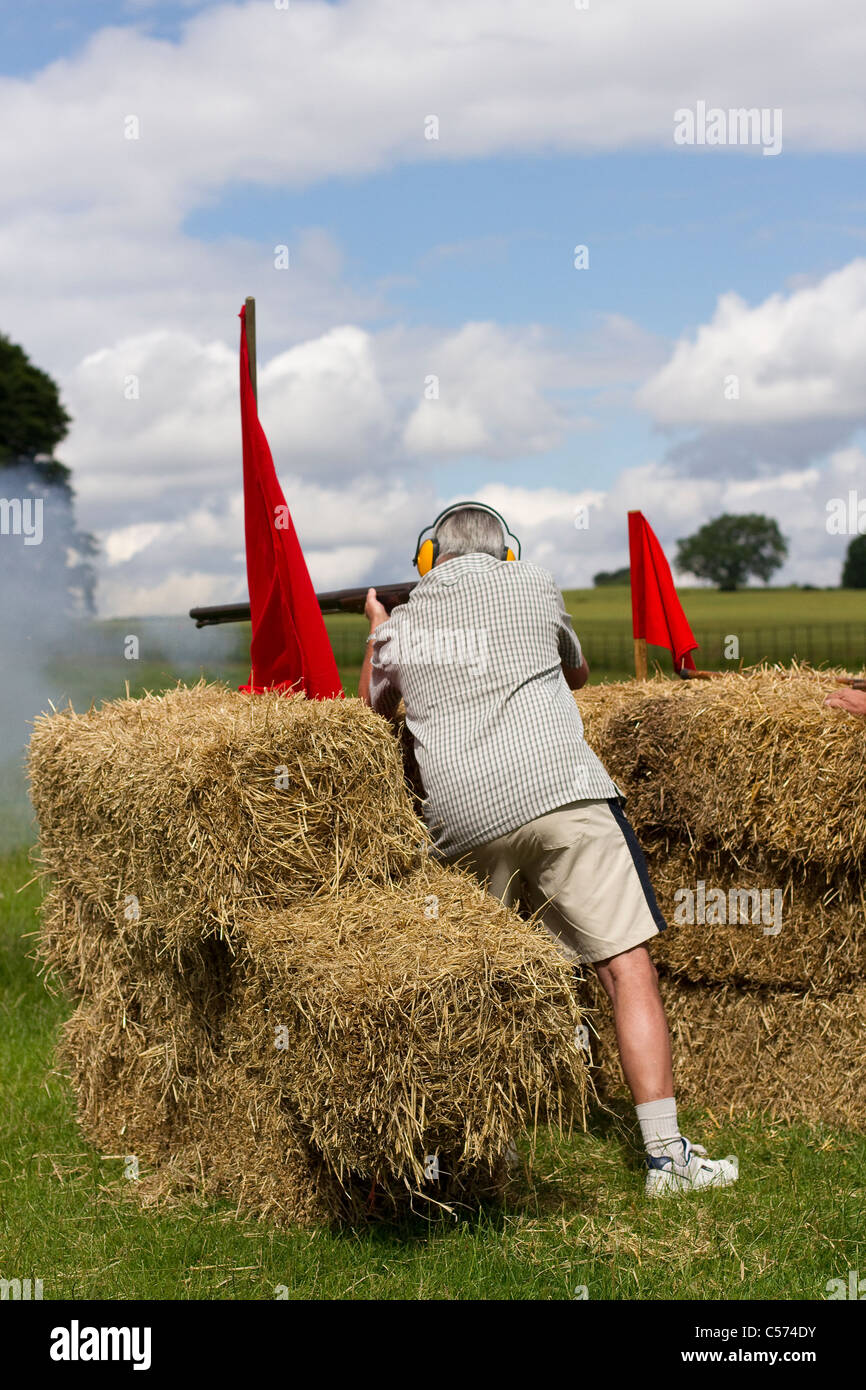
[825,688,866,717]
[365,587,389,632]
[358,588,391,708]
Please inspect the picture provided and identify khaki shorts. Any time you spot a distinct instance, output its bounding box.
[449,798,667,965]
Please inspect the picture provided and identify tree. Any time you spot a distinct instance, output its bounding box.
[0,334,71,462]
[675,513,788,591]
[0,333,97,614]
[841,534,866,589]
[593,566,631,587]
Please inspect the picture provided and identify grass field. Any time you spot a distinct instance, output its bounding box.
[2,846,864,1301]
[13,586,864,724]
[325,584,866,685]
[2,588,864,1300]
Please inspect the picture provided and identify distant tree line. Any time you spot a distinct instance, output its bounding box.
[0,333,97,613]
[593,512,865,591]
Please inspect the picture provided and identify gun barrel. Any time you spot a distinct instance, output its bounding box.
[189,583,416,627]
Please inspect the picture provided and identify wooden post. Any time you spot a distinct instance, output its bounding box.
[633,637,648,681]
[244,295,258,405]
[627,509,646,680]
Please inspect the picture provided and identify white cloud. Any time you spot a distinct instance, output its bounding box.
[262,327,394,467]
[4,0,866,224]
[93,472,440,615]
[105,569,238,620]
[468,451,865,592]
[0,212,384,375]
[92,443,864,616]
[3,0,866,367]
[638,259,866,425]
[102,520,174,565]
[59,300,866,614]
[5,0,865,615]
[61,316,628,524]
[402,323,577,458]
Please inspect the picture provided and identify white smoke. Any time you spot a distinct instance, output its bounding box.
[0,463,243,851]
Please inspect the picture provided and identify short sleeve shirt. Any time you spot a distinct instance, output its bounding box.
[369,554,621,857]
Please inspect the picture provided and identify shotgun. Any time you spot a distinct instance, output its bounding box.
[189,582,417,627]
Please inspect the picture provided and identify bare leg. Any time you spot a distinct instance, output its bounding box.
[594,944,674,1105]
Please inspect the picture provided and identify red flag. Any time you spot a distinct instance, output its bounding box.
[628,510,698,672]
[238,305,342,698]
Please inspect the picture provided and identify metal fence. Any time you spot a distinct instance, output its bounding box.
[324,621,866,676]
[585,625,866,673]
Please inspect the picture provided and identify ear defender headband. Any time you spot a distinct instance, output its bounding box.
[412,501,521,577]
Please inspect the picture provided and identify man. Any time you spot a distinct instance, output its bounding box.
[359,502,737,1197]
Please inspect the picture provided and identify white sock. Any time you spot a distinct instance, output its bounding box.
[635,1097,682,1160]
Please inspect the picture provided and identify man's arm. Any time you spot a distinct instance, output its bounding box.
[358,587,400,715]
[552,582,589,689]
[357,634,376,706]
[825,688,866,717]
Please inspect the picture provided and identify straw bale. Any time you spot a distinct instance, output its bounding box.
[36,867,587,1222]
[577,667,866,874]
[58,982,211,1157]
[187,1057,511,1226]
[40,887,233,1158]
[641,840,866,994]
[578,971,866,1130]
[220,864,587,1191]
[28,682,426,953]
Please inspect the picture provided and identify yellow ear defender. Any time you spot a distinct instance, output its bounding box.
[412,502,521,576]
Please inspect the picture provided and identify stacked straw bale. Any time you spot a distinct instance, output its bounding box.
[223,867,582,1187]
[30,684,425,952]
[30,683,586,1224]
[640,842,865,995]
[574,666,866,1128]
[583,973,866,1132]
[577,666,866,874]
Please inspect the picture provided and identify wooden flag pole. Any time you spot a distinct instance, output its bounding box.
[627,509,647,680]
[245,295,258,404]
[633,637,648,681]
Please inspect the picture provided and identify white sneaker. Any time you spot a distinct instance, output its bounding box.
[644,1137,739,1197]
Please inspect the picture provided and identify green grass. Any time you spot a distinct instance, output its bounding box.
[561,585,866,680]
[3,596,864,1298]
[324,587,866,684]
[11,588,864,726]
[2,846,863,1301]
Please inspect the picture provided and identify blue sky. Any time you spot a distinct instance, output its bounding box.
[185,150,866,493]
[0,1,212,73]
[2,0,865,611]
[187,151,858,333]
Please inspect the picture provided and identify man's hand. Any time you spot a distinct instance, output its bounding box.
[365,587,389,631]
[562,655,590,691]
[825,687,866,717]
[358,588,390,708]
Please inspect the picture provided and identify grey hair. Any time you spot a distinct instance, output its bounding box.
[434,506,505,561]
